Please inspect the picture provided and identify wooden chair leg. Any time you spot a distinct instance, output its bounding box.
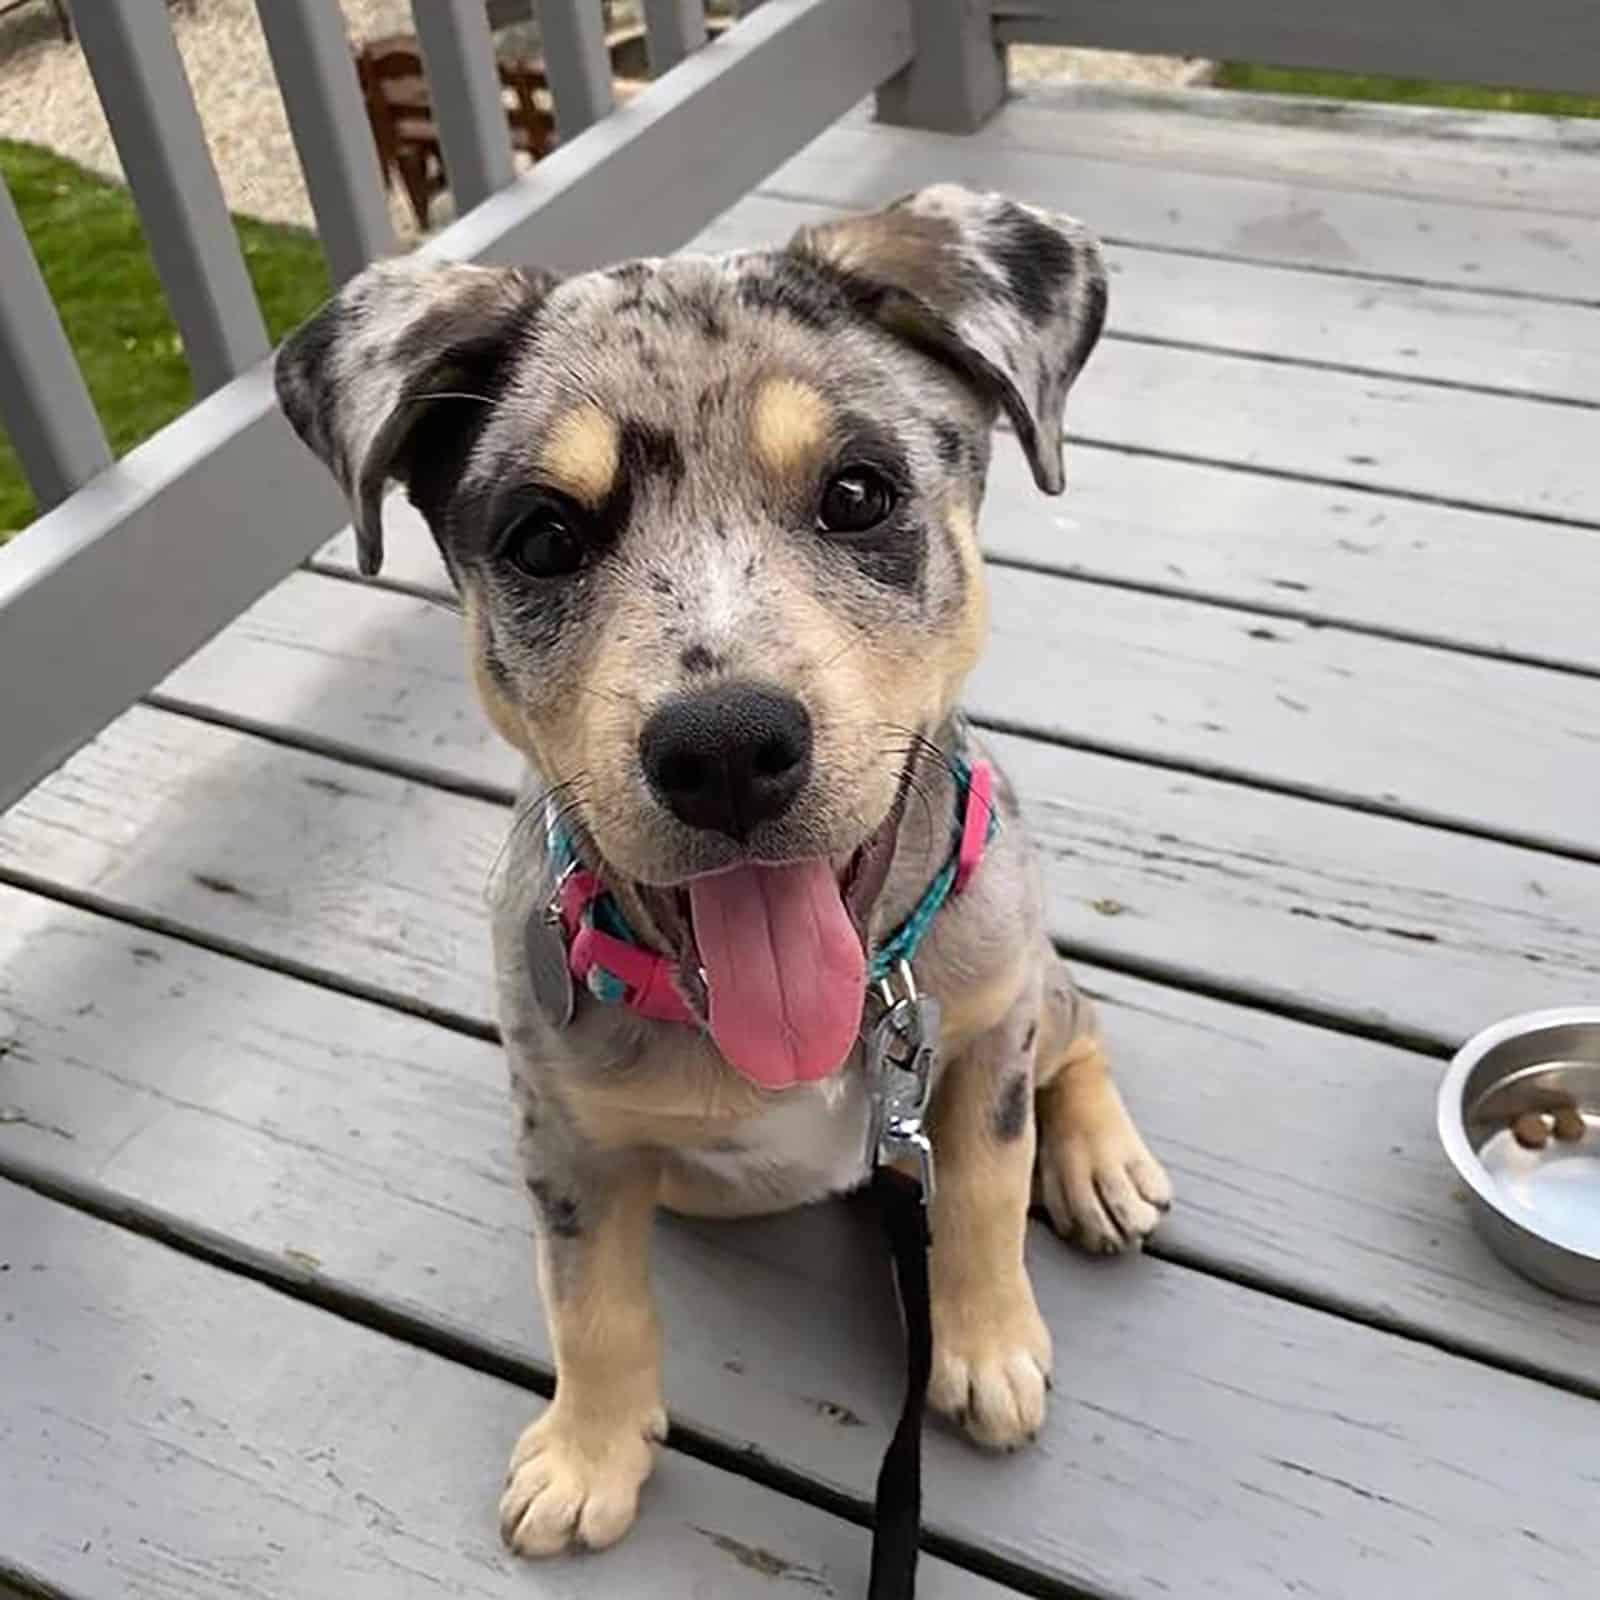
[396,150,432,231]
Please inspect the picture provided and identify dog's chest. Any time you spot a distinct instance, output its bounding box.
[667,1065,876,1213]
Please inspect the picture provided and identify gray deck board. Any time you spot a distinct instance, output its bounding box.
[2,876,1595,1400]
[20,679,1600,1055]
[3,893,1599,1600]
[972,564,1600,856]
[765,113,1600,299]
[163,551,1600,859]
[0,1180,1005,1600]
[953,86,1600,216]
[692,191,1600,405]
[1064,338,1596,522]
[974,445,1600,675]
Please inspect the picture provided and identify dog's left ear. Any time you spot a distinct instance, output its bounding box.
[788,185,1107,494]
[275,257,558,575]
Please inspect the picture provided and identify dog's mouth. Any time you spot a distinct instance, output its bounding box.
[634,797,906,1091]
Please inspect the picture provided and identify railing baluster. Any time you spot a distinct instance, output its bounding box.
[642,0,707,75]
[412,0,517,214]
[255,0,395,285]
[0,174,113,512]
[877,0,1006,133]
[72,0,269,395]
[541,0,615,136]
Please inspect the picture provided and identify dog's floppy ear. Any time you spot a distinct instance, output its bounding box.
[788,185,1107,494]
[275,257,557,575]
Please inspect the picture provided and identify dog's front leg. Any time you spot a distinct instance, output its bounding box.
[926,970,1053,1451]
[500,1123,666,1557]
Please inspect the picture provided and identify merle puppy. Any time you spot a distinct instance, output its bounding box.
[276,184,1172,1557]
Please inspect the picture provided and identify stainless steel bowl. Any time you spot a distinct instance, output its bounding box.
[1438,1008,1600,1301]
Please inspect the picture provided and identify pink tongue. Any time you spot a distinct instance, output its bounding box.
[688,859,865,1089]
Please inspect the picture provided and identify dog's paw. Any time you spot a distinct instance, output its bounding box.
[929,1283,1053,1451]
[498,1399,668,1557]
[1039,1115,1173,1254]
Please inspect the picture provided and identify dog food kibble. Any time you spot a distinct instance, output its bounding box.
[1512,1112,1551,1150]
[1552,1106,1587,1143]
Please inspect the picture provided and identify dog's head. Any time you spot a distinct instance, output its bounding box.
[277,186,1105,1080]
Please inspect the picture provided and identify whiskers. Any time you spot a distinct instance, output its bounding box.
[410,390,498,407]
[412,586,464,617]
[878,724,955,848]
[485,773,592,904]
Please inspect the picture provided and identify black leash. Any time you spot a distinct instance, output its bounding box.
[863,967,940,1600]
[869,1165,932,1600]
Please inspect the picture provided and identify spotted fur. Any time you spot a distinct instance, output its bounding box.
[275,186,1169,1558]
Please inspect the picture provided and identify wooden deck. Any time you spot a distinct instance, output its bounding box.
[4,83,1600,1599]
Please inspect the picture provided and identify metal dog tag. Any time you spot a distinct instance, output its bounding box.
[524,906,575,1030]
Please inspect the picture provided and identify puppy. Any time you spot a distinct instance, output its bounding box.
[276,185,1172,1557]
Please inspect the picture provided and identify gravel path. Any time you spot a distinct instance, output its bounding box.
[0,1,419,236]
[0,1,1206,241]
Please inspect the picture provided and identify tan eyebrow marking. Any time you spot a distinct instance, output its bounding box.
[750,377,832,479]
[538,404,620,506]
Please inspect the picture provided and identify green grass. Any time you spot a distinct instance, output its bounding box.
[0,139,331,540]
[1214,63,1600,120]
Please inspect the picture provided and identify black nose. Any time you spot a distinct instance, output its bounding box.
[639,683,813,840]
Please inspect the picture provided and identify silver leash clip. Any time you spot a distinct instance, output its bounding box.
[865,960,941,1203]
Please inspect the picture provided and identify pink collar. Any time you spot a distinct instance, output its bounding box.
[555,758,996,1026]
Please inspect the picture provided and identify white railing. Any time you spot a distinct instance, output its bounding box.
[990,0,1598,94]
[875,0,1598,133]
[0,0,913,812]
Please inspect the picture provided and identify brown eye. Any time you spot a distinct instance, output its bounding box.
[818,466,896,535]
[501,499,586,579]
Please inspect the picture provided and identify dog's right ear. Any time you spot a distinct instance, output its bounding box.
[275,257,557,576]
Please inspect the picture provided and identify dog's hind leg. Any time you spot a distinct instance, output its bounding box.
[1034,953,1173,1254]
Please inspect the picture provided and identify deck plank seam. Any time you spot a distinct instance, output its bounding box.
[0,1559,84,1600]
[972,710,1600,870]
[0,863,499,1045]
[143,688,522,807]
[1107,330,1600,412]
[980,556,1600,685]
[1069,433,1600,534]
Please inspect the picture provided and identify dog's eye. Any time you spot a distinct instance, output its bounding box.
[817,466,896,535]
[501,501,586,579]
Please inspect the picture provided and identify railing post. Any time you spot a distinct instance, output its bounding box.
[0,174,112,511]
[876,0,1006,133]
[413,0,518,213]
[255,0,395,285]
[642,0,707,74]
[71,0,270,395]
[541,0,616,137]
